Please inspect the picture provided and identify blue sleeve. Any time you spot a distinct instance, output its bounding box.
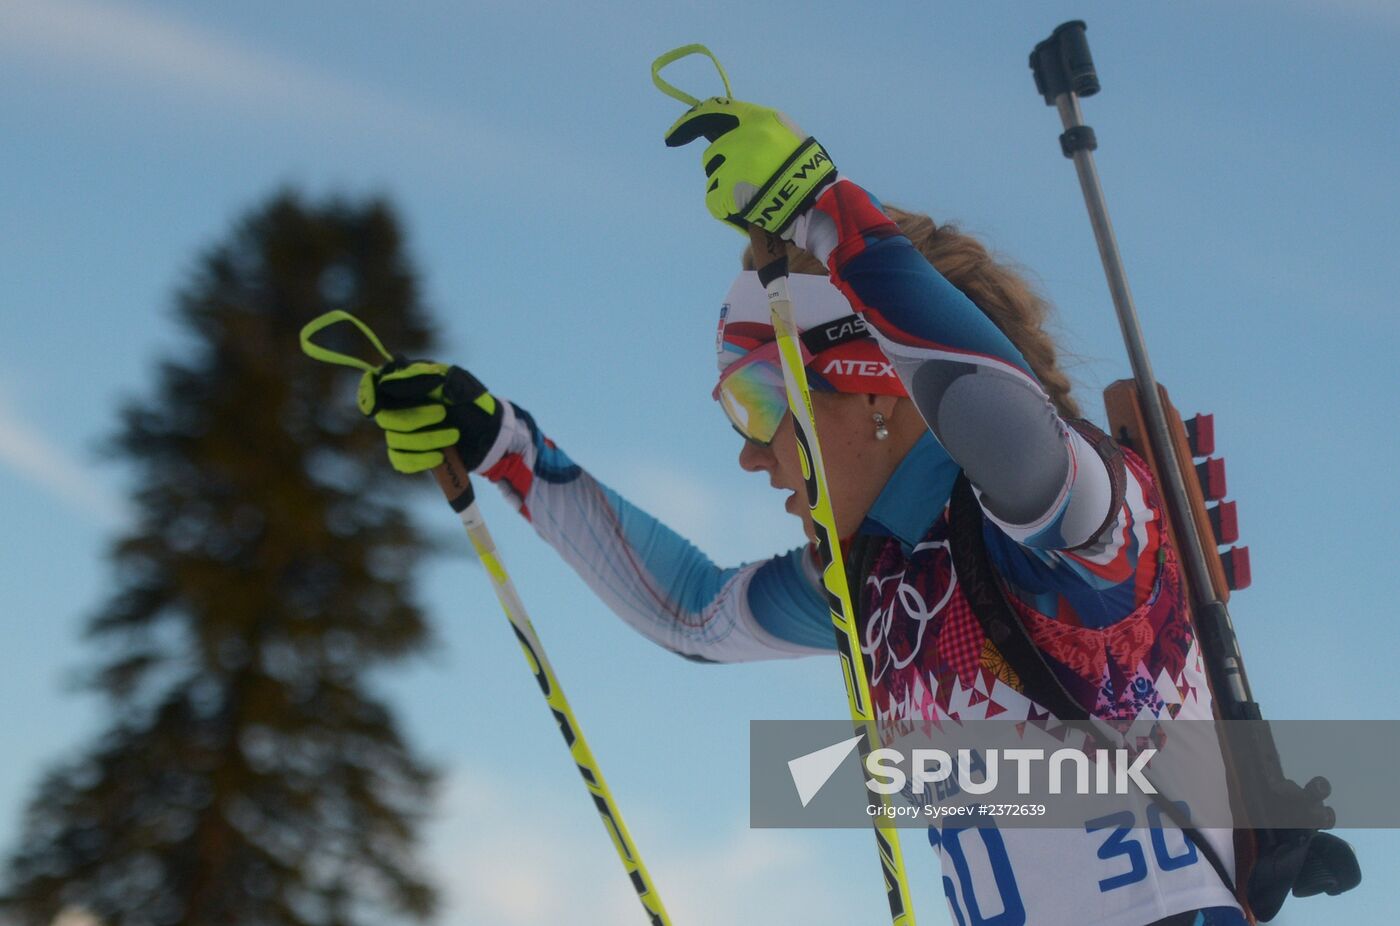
[747,547,837,651]
[811,180,1033,377]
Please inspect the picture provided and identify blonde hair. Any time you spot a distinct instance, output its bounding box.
[742,206,1081,418]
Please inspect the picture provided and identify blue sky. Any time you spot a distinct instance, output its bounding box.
[2,1,1397,923]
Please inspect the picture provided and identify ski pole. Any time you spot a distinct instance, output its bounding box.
[299,311,673,926]
[651,45,919,924]
[749,232,920,926]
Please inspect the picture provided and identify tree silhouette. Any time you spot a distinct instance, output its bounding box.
[3,192,443,925]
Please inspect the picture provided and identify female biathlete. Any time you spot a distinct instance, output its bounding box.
[361,95,1245,926]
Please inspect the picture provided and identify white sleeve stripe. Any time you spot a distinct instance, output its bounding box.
[476,400,522,473]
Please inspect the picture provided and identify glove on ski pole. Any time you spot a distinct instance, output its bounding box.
[358,359,502,475]
[655,45,917,926]
[657,46,836,235]
[299,310,673,926]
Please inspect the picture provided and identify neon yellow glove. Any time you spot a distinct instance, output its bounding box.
[665,96,836,234]
[357,361,501,475]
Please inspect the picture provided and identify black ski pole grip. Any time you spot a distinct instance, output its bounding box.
[1030,20,1100,105]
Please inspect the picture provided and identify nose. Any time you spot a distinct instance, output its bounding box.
[738,438,775,473]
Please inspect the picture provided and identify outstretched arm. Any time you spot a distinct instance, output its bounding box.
[478,401,836,661]
[360,358,834,661]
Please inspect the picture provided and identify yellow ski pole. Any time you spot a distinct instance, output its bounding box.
[299,311,672,926]
[651,45,920,925]
[749,232,919,925]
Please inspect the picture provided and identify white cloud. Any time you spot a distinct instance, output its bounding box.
[427,767,879,925]
[0,0,515,160]
[0,386,132,529]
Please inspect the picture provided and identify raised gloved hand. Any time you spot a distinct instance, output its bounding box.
[357,360,502,475]
[665,96,836,235]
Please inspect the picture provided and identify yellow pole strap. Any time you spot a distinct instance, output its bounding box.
[651,44,733,106]
[298,310,394,372]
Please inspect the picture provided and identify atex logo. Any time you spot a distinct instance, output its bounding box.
[787,736,1158,807]
[822,358,897,378]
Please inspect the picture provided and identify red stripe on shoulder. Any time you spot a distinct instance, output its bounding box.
[484,452,535,520]
[814,181,899,270]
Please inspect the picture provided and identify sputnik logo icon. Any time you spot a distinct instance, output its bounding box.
[787,734,864,807]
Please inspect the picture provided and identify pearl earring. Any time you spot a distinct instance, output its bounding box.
[873,412,889,441]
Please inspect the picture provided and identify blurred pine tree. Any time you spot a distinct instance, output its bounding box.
[2,192,442,925]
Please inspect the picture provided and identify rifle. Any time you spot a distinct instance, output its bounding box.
[1028,20,1361,922]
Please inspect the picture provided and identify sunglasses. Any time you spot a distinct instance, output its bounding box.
[713,340,797,446]
[713,313,879,445]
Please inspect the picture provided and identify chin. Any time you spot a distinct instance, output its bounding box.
[780,494,816,541]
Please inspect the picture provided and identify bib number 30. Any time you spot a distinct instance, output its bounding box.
[1085,802,1200,893]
